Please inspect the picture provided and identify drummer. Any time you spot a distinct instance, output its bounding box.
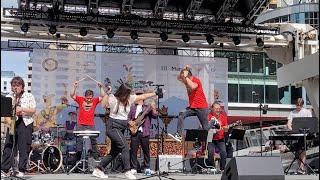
[70,80,106,161]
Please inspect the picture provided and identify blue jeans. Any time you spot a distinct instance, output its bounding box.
[177,107,209,134]
[207,139,227,170]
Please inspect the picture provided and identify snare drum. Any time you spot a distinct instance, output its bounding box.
[28,145,63,173]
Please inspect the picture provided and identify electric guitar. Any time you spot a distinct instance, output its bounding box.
[128,105,152,135]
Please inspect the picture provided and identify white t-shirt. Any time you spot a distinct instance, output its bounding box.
[135,104,143,132]
[287,107,312,123]
[109,94,137,120]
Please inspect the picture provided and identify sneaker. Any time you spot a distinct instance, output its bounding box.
[168,133,182,142]
[125,170,136,179]
[1,170,8,178]
[130,169,137,174]
[15,171,24,178]
[92,168,109,178]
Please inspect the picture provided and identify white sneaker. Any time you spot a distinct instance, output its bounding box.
[125,170,136,179]
[1,170,8,178]
[92,168,108,179]
[168,133,182,142]
[130,169,137,174]
[15,171,24,178]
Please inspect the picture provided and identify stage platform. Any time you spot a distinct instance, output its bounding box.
[3,173,318,180]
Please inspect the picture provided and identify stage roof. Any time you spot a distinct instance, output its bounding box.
[1,0,288,50]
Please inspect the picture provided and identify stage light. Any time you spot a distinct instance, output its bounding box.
[232,36,241,46]
[256,37,264,47]
[20,23,29,33]
[48,25,57,35]
[79,27,88,37]
[107,29,115,39]
[206,34,214,45]
[182,33,190,43]
[160,32,168,41]
[219,43,223,48]
[55,33,61,38]
[130,30,138,40]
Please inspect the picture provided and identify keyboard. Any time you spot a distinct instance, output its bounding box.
[73,130,100,136]
[269,134,313,141]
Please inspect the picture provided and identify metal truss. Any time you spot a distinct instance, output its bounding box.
[121,0,135,15]
[154,0,169,18]
[185,0,204,19]
[3,39,220,57]
[244,0,270,25]
[215,0,240,22]
[88,0,99,12]
[2,8,279,35]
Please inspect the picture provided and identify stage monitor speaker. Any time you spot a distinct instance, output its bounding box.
[158,155,183,173]
[221,156,284,180]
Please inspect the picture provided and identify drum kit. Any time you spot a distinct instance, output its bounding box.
[27,124,71,173]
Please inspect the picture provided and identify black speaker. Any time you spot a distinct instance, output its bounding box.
[221,156,284,180]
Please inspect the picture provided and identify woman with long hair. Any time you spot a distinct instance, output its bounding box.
[92,83,162,179]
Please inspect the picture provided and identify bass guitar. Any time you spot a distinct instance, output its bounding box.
[128,105,152,135]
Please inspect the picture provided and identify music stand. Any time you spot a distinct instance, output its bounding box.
[229,128,246,156]
[185,129,208,173]
[1,96,12,117]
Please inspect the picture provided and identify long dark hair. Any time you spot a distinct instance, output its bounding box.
[114,84,132,113]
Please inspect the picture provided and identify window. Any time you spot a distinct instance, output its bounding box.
[252,85,264,103]
[266,85,279,104]
[28,67,32,70]
[239,57,251,73]
[4,81,7,85]
[228,84,238,102]
[228,57,237,72]
[265,57,277,75]
[252,53,263,73]
[291,86,302,104]
[279,86,290,104]
[239,84,252,103]
[28,74,32,78]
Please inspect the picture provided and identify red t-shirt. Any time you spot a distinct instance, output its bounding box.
[75,96,100,126]
[208,112,228,140]
[188,77,208,108]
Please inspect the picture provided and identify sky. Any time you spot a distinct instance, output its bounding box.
[1,50,30,78]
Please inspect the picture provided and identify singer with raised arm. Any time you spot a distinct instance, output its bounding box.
[92,81,161,179]
[1,76,36,178]
[207,102,228,172]
[287,98,312,175]
[168,65,209,142]
[70,80,106,161]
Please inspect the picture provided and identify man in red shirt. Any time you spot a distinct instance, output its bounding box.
[70,80,105,160]
[168,65,209,142]
[207,102,228,171]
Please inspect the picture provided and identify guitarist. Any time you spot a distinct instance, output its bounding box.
[207,101,228,172]
[127,90,158,175]
[1,76,36,178]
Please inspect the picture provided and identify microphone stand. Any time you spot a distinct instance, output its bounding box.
[138,84,175,180]
[253,92,263,156]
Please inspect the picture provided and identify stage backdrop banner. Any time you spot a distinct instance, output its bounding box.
[31,49,228,142]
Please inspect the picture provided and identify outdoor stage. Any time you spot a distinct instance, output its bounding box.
[2,173,318,180]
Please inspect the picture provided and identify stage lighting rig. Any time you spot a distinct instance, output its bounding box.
[256,37,264,47]
[79,27,88,37]
[160,32,168,41]
[206,34,214,45]
[49,25,57,35]
[106,29,115,39]
[182,33,190,43]
[232,36,241,45]
[130,30,138,40]
[20,23,29,33]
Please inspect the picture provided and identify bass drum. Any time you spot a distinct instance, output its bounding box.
[28,145,63,173]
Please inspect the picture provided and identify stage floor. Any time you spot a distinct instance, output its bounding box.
[3,173,318,180]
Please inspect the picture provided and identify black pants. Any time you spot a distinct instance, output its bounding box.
[76,125,98,160]
[130,132,150,170]
[207,139,227,170]
[1,118,33,173]
[98,118,131,171]
[177,107,209,134]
